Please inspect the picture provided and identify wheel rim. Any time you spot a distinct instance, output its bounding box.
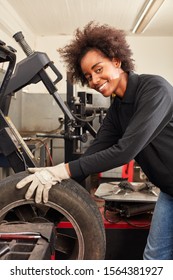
[0,199,85,259]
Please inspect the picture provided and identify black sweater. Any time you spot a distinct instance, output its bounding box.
[69,72,173,196]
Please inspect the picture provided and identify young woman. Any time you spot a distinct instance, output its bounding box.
[17,22,173,259]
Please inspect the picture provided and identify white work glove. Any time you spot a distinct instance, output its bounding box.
[16,163,70,203]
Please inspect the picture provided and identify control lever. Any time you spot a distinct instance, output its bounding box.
[13,31,34,56]
[0,231,41,240]
[138,182,158,196]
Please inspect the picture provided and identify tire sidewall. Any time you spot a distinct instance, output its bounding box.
[0,172,106,259]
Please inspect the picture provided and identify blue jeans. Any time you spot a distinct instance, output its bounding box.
[143,191,173,259]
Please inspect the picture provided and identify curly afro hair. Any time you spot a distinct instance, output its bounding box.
[58,21,135,86]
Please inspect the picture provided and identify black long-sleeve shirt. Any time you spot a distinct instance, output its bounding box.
[69,72,173,196]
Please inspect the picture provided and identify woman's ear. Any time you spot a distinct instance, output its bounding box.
[112,58,121,68]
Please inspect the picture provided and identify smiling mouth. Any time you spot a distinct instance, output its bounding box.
[97,82,108,92]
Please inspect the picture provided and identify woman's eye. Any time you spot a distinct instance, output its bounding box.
[85,67,102,82]
[96,67,102,73]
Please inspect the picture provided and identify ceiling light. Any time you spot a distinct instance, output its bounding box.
[132,0,165,34]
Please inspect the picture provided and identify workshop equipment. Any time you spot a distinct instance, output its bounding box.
[0,34,106,260]
[0,223,56,260]
[95,180,158,221]
[0,32,107,174]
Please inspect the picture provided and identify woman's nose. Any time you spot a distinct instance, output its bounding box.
[91,74,100,85]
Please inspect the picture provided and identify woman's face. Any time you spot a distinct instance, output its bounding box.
[80,49,123,97]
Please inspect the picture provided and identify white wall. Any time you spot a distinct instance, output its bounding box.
[28,35,173,93]
[128,36,173,85]
[0,0,35,63]
[2,31,173,92]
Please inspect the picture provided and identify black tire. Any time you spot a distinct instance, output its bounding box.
[0,171,106,260]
